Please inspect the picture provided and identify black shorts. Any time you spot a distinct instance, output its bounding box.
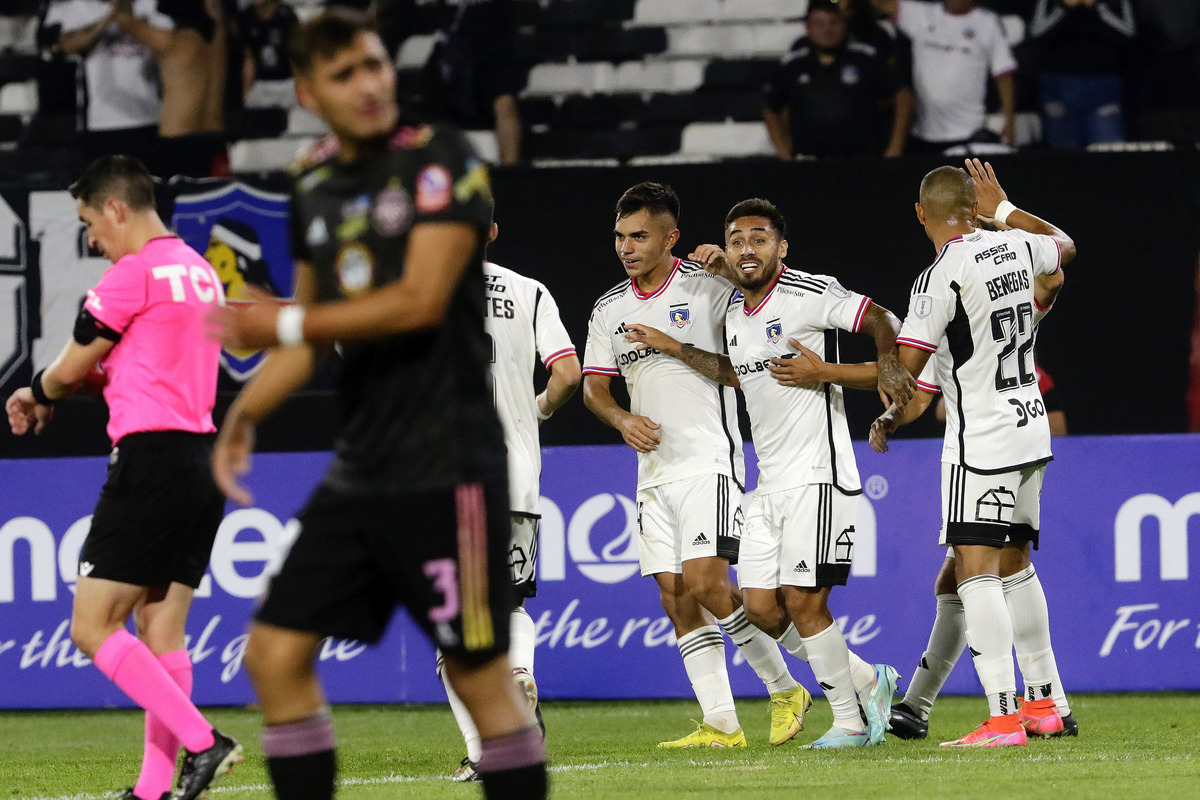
[81,431,224,589]
[256,479,515,663]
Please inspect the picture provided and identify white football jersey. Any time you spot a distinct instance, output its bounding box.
[583,257,745,492]
[726,267,870,495]
[895,0,1016,142]
[484,261,577,515]
[898,228,1062,473]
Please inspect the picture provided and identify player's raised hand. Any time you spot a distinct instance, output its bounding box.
[212,416,256,506]
[964,158,1007,220]
[617,412,661,453]
[688,244,733,280]
[210,284,285,351]
[869,408,900,453]
[769,338,826,387]
[624,323,681,357]
[877,351,916,409]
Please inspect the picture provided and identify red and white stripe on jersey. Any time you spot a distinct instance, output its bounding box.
[897,336,938,353]
[582,365,620,376]
[851,296,871,332]
[631,257,682,300]
[543,347,577,368]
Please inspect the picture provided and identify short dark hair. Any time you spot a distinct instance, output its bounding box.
[919,166,976,219]
[807,0,843,17]
[615,182,681,226]
[290,7,377,76]
[69,155,156,211]
[725,198,786,240]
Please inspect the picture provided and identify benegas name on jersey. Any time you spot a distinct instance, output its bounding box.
[983,263,1032,302]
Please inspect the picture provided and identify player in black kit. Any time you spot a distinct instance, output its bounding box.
[211,9,545,800]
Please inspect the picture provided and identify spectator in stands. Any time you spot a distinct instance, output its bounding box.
[116,0,229,178]
[379,0,523,165]
[873,0,1018,152]
[842,0,915,126]
[239,0,298,108]
[1029,0,1135,149]
[42,0,167,164]
[764,0,909,159]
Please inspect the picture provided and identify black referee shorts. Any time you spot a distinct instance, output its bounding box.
[256,478,515,663]
[80,431,224,589]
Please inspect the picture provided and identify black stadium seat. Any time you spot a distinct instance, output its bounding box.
[641,91,763,125]
[527,126,681,161]
[702,59,779,91]
[557,94,644,129]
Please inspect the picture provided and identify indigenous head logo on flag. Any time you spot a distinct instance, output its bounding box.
[172,181,292,382]
[766,320,783,343]
[669,304,690,328]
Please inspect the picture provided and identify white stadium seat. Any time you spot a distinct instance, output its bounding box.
[1001,15,1025,47]
[612,59,706,93]
[722,0,808,21]
[632,0,722,26]
[0,81,37,116]
[396,34,437,69]
[523,61,615,96]
[229,137,317,174]
[465,129,500,164]
[680,121,774,158]
[287,107,329,137]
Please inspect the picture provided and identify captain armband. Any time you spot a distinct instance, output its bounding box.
[73,307,122,345]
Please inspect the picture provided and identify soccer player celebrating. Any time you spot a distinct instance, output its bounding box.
[583,183,813,748]
[625,198,913,748]
[5,155,240,800]
[212,9,545,799]
[442,218,581,781]
[869,159,1076,747]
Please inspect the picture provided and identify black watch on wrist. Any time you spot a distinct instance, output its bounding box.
[30,369,55,406]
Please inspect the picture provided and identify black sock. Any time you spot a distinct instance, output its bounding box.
[265,750,337,800]
[481,761,548,800]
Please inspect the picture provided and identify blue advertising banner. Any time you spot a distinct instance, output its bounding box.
[1,435,1197,709]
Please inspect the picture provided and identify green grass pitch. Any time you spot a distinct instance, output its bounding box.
[3,694,1198,799]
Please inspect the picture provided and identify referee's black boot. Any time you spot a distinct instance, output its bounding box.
[888,703,930,740]
[174,729,243,800]
[116,789,169,800]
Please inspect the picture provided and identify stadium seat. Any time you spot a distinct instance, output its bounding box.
[666,23,805,59]
[224,107,288,142]
[465,129,500,164]
[0,80,37,116]
[539,0,637,28]
[612,59,706,93]
[287,107,329,137]
[396,33,436,69]
[680,120,774,158]
[1000,15,1025,47]
[641,90,763,124]
[632,0,722,26]
[228,137,317,174]
[0,113,22,143]
[523,61,616,96]
[701,59,778,90]
[527,126,681,161]
[0,55,39,87]
[984,111,1042,147]
[557,94,645,128]
[721,0,807,21]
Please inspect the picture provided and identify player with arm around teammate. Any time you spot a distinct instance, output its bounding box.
[584,182,814,749]
[442,218,581,781]
[626,197,915,748]
[5,155,241,800]
[869,159,1076,747]
[211,10,545,799]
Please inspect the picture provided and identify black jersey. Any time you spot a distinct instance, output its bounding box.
[289,123,505,494]
[239,3,298,82]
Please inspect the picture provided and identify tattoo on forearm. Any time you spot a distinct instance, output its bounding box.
[680,344,736,386]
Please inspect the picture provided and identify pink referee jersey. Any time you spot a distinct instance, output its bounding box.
[84,236,224,444]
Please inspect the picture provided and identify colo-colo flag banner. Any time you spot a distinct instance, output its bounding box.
[0,435,1197,708]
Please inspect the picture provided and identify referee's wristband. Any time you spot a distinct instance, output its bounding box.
[994,200,1018,225]
[535,391,553,421]
[30,369,55,406]
[276,305,306,347]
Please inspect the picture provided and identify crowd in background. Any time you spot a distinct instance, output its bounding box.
[0,0,1197,180]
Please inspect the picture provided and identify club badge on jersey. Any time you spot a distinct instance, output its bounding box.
[766,320,783,343]
[669,304,690,328]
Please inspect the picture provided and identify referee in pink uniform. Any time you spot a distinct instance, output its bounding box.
[5,156,242,800]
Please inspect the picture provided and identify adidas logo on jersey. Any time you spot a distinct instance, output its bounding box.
[793,560,810,573]
[79,561,94,577]
[614,323,629,335]
[692,532,709,546]
[728,335,738,347]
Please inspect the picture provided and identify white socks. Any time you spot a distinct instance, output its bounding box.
[678,626,740,733]
[902,593,967,719]
[509,606,537,676]
[437,653,482,762]
[718,607,797,695]
[958,574,1018,717]
[1003,565,1070,716]
[801,623,864,732]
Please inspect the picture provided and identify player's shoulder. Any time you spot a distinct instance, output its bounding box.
[592,278,630,314]
[777,267,834,294]
[676,258,734,290]
[726,289,747,313]
[290,134,341,183]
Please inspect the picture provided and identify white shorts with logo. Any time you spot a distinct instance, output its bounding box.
[637,473,742,576]
[509,514,539,598]
[940,462,1045,549]
[739,483,859,590]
